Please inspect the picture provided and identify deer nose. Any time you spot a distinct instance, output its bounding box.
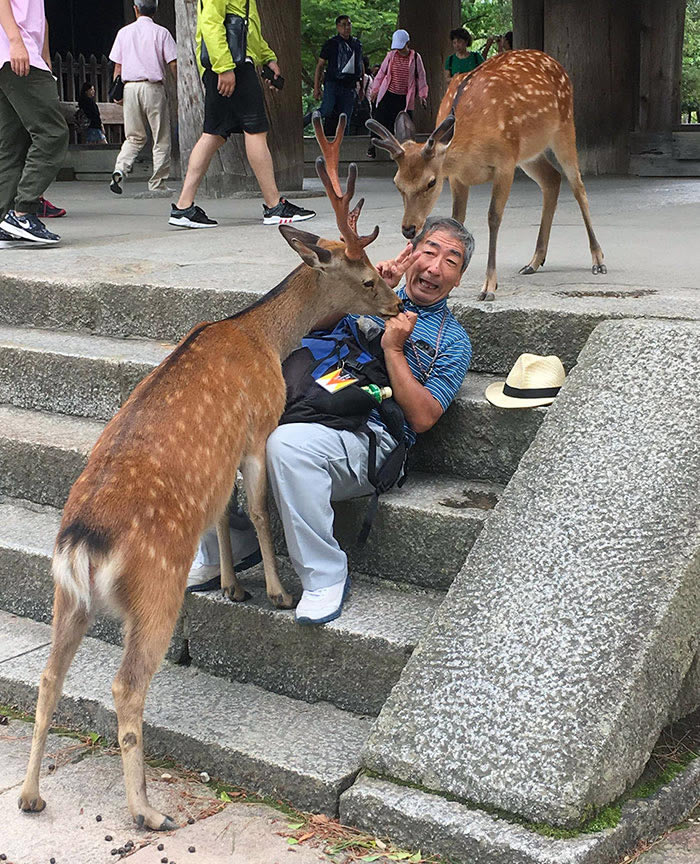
[397,301,405,312]
[402,225,416,239]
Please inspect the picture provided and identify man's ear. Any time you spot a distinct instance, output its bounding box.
[279,224,332,269]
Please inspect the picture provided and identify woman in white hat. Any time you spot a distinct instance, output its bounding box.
[367,29,428,157]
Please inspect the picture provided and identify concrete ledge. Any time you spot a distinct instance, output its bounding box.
[340,771,700,864]
[0,611,370,814]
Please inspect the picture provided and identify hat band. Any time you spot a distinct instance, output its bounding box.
[502,383,561,400]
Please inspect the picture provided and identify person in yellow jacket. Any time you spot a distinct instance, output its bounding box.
[170,0,315,228]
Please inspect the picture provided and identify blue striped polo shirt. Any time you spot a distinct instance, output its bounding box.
[350,284,472,447]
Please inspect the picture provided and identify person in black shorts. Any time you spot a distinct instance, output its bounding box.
[170,0,314,228]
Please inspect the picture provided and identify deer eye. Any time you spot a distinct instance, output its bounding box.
[363,279,375,288]
[427,178,437,189]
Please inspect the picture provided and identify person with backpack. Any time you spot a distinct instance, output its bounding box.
[367,29,428,158]
[444,27,485,82]
[187,217,475,626]
[314,14,363,138]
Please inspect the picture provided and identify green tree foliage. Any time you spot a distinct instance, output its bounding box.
[682,0,700,121]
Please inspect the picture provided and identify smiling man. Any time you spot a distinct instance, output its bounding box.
[188,216,475,624]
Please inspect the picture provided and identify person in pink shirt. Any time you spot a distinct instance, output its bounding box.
[367,29,428,159]
[0,0,69,244]
[109,0,177,197]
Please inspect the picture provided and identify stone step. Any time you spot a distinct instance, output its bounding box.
[0,323,545,479]
[0,403,501,588]
[0,610,370,815]
[0,500,444,716]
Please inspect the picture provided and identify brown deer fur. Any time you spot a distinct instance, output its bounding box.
[18,121,402,831]
[368,49,606,301]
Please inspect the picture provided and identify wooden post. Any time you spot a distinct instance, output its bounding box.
[398,0,461,132]
[638,0,685,131]
[543,0,639,175]
[512,0,543,50]
[175,0,302,197]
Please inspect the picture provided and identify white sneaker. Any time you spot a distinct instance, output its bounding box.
[186,523,261,592]
[295,576,351,625]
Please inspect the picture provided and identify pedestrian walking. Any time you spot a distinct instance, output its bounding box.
[313,14,363,137]
[368,29,428,158]
[109,0,177,197]
[170,0,314,228]
[0,0,69,245]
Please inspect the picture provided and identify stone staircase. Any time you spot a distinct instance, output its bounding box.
[0,280,547,815]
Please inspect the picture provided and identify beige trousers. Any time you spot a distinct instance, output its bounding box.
[114,81,170,190]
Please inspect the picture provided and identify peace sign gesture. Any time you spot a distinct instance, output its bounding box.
[375,243,422,288]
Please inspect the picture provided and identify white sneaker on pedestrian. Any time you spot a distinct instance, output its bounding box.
[186,522,261,592]
[295,576,351,625]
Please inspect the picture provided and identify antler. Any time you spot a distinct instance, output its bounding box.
[313,111,379,259]
[365,118,405,158]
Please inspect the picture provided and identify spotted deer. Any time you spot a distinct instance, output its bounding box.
[18,114,402,831]
[368,49,606,301]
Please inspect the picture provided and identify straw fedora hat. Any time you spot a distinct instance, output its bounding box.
[485,353,566,409]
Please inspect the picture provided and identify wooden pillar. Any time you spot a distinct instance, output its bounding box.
[543,0,639,175]
[512,0,543,50]
[638,0,685,131]
[399,0,461,132]
[175,0,302,197]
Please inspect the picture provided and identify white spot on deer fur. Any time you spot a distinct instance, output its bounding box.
[148,547,155,559]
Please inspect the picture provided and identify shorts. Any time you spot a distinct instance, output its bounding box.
[202,62,269,137]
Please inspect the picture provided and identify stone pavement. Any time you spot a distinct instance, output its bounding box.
[0,718,333,864]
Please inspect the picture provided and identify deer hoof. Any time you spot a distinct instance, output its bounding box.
[18,794,46,812]
[158,815,178,832]
[222,588,251,603]
[592,263,607,275]
[519,265,536,275]
[270,591,295,610]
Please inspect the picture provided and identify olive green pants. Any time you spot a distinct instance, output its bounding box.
[0,62,69,217]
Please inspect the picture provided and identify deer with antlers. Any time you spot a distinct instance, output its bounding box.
[18,114,401,831]
[368,49,606,301]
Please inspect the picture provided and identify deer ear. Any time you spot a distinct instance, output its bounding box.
[279,225,333,269]
[394,111,416,143]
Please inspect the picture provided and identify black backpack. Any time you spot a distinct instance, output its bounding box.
[280,316,407,543]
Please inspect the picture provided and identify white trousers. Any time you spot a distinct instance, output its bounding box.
[114,81,170,190]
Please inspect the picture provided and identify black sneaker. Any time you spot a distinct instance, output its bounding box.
[169,202,218,228]
[0,227,27,247]
[109,171,123,195]
[0,210,60,244]
[262,197,316,225]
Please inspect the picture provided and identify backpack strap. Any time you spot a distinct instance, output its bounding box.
[356,422,407,546]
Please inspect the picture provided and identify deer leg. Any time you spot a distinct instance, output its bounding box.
[450,177,470,224]
[19,586,90,814]
[112,599,180,831]
[518,154,561,274]
[551,122,606,274]
[241,448,293,610]
[216,502,249,603]
[480,167,515,301]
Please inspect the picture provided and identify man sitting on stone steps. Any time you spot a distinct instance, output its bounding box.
[188,216,475,624]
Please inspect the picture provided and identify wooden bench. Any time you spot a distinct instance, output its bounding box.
[59,101,125,145]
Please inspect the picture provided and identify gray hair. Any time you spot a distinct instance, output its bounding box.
[411,216,475,273]
[135,0,158,14]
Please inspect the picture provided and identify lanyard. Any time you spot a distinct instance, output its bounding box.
[407,307,449,383]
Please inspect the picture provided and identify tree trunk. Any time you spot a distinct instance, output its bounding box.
[512,0,544,50]
[544,0,639,175]
[174,0,302,197]
[399,0,461,133]
[638,0,685,132]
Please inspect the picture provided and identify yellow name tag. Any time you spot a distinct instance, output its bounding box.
[316,367,359,393]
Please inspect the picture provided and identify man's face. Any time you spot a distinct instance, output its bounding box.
[336,18,352,39]
[404,229,464,306]
[452,37,468,53]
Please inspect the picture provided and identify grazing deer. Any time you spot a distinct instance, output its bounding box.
[368,49,606,301]
[18,114,402,831]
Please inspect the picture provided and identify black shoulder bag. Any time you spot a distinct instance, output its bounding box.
[108,75,124,102]
[200,0,250,70]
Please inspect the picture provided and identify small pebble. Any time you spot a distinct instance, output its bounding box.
[111,850,118,857]
[47,763,56,773]
[188,846,196,853]
[157,844,164,851]
[124,841,133,850]
[161,858,168,863]
[0,715,8,725]
[1,854,6,861]
[96,814,102,822]
[105,835,113,842]
[187,817,195,824]
[199,771,210,783]
[118,849,125,856]
[50,858,56,864]
[161,772,172,780]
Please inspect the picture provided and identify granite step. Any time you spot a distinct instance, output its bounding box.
[0,610,370,815]
[0,499,444,716]
[0,403,502,589]
[0,321,546,480]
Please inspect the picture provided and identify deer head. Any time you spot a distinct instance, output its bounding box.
[367,111,456,240]
[278,112,403,318]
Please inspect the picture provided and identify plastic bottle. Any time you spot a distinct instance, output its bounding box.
[362,384,392,403]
